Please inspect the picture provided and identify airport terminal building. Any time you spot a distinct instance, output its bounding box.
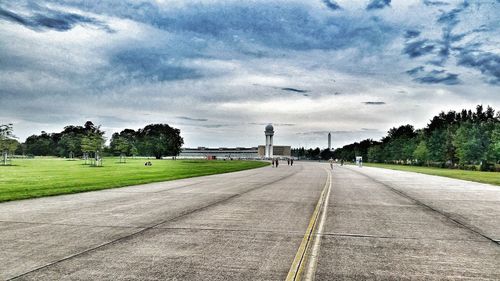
[179,147,259,159]
[179,146,291,159]
[179,124,291,159]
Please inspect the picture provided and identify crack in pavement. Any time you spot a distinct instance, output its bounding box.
[0,220,145,229]
[319,232,490,242]
[152,226,307,236]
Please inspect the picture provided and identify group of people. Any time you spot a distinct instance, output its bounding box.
[271,158,294,167]
[329,158,345,169]
[271,157,350,169]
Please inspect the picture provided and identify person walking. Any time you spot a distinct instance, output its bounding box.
[276,158,279,168]
[287,158,290,166]
[329,158,334,170]
[272,158,275,167]
[291,158,294,166]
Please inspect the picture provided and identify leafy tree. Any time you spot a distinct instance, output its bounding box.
[382,125,417,162]
[110,129,138,156]
[320,148,334,160]
[81,133,105,157]
[115,137,130,154]
[328,105,498,170]
[15,142,26,156]
[453,122,483,165]
[413,140,429,165]
[137,124,183,159]
[0,124,18,165]
[25,131,54,156]
[0,124,16,151]
[490,123,500,163]
[291,147,306,159]
[427,129,447,162]
[59,133,80,158]
[367,144,383,162]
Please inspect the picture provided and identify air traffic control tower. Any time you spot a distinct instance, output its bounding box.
[264,124,274,158]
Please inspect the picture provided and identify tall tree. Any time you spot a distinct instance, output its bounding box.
[490,123,500,163]
[137,124,183,159]
[25,131,54,156]
[413,140,429,165]
[0,124,18,165]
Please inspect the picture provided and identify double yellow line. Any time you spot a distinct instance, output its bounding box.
[286,168,332,281]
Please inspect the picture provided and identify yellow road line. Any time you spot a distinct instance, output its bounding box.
[285,168,332,281]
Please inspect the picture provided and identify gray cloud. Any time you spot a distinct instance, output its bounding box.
[0,6,113,32]
[413,70,460,85]
[108,49,203,83]
[363,101,386,105]
[177,116,208,122]
[297,129,383,136]
[37,0,398,53]
[199,124,232,128]
[281,87,309,93]
[296,131,331,136]
[366,0,391,10]
[403,40,435,58]
[405,66,458,85]
[457,51,500,85]
[406,66,425,75]
[404,30,421,39]
[423,0,450,6]
[249,123,296,127]
[322,0,342,10]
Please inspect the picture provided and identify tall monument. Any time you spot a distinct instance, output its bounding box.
[265,124,274,158]
[328,132,331,151]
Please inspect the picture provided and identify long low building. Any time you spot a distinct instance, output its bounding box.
[179,147,259,159]
[179,146,291,159]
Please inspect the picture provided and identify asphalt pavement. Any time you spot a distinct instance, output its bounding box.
[0,162,498,280]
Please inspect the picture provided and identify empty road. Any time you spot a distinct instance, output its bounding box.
[0,162,499,280]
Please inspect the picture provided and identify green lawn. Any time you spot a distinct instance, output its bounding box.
[363,163,500,186]
[0,158,268,202]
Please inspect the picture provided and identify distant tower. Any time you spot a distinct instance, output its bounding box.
[328,132,331,151]
[265,124,274,158]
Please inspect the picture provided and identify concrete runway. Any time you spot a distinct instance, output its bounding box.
[0,162,499,280]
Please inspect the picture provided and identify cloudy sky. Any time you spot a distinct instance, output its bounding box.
[0,0,499,149]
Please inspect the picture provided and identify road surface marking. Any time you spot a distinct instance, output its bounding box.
[286,168,332,281]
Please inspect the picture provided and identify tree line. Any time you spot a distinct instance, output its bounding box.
[1,121,184,159]
[329,105,500,171]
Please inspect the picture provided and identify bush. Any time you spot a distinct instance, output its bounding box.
[480,162,495,172]
[459,164,478,171]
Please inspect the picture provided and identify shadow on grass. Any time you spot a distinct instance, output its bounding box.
[80,164,105,167]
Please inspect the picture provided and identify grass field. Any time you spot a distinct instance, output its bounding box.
[0,158,268,202]
[363,163,500,186]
